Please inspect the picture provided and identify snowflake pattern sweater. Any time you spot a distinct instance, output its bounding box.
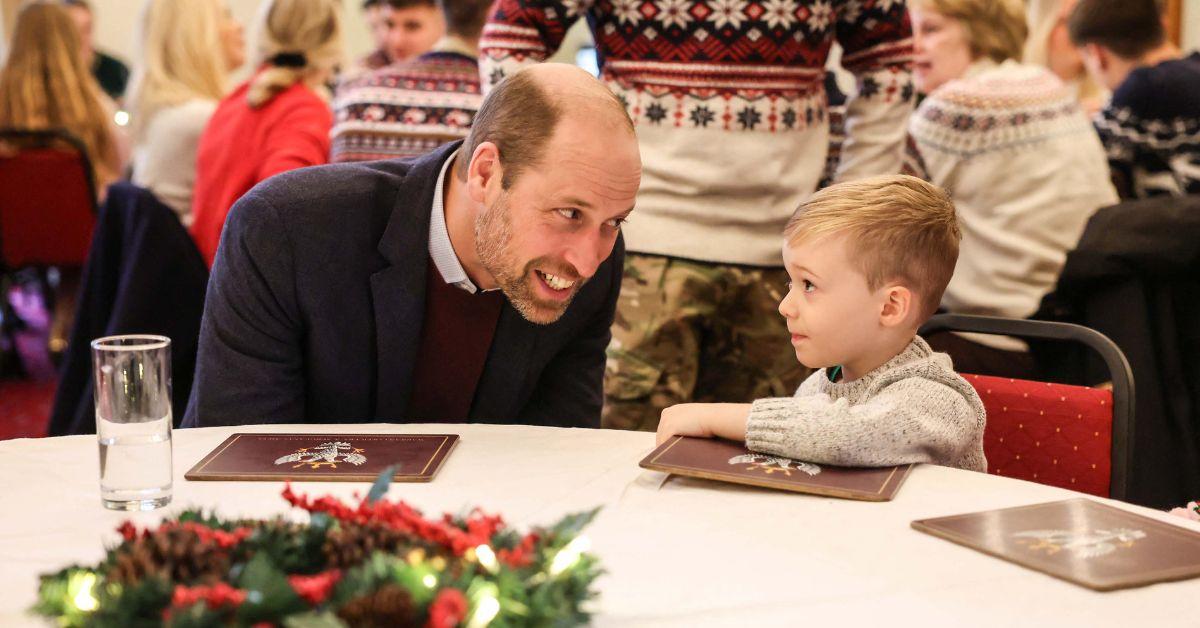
[480,0,914,266]
[1095,51,1200,199]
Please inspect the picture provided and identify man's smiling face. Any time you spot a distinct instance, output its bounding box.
[474,116,641,324]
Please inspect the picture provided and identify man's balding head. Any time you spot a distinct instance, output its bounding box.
[457,63,635,187]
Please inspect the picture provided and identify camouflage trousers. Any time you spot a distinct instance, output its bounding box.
[602,253,810,432]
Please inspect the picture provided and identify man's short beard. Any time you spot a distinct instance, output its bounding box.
[474,192,581,325]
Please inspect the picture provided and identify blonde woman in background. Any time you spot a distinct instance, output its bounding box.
[908,0,1117,378]
[127,0,245,225]
[0,1,127,199]
[189,0,343,267]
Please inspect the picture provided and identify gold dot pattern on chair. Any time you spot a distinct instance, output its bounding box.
[962,373,1115,498]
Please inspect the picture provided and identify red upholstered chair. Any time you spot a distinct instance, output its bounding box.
[0,129,98,377]
[921,314,1134,500]
[0,128,98,269]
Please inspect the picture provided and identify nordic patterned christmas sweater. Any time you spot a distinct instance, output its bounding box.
[909,59,1117,351]
[331,50,482,163]
[479,0,914,266]
[1095,51,1200,199]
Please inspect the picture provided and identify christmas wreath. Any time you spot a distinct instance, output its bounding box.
[32,469,602,627]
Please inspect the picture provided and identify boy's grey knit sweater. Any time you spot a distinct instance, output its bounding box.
[744,336,987,472]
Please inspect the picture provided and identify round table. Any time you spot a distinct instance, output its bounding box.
[1,423,1197,627]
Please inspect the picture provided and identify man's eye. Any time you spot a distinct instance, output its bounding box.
[556,208,580,220]
[605,216,627,229]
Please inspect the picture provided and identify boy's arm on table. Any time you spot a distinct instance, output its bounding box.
[656,403,753,446]
[744,379,979,467]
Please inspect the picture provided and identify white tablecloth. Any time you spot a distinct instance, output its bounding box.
[1,423,1197,627]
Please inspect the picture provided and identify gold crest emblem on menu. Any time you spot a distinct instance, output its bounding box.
[1013,528,1147,559]
[727,453,821,477]
[274,441,368,470]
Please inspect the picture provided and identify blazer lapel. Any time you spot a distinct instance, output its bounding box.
[471,305,539,422]
[371,142,462,419]
[371,262,426,419]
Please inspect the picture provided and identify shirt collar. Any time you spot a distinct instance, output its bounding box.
[428,149,480,293]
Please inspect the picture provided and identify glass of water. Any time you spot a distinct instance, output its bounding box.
[92,335,173,511]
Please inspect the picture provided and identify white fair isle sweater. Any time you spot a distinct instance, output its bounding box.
[909,60,1117,350]
[745,336,986,472]
[480,0,915,266]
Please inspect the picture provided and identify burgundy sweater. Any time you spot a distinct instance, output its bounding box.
[406,260,504,421]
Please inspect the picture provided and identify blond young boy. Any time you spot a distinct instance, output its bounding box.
[656,175,987,472]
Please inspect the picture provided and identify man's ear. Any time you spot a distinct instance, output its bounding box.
[1087,43,1111,71]
[467,141,502,205]
[1077,43,1109,87]
[879,284,914,329]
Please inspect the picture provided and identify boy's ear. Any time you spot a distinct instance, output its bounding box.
[879,284,914,328]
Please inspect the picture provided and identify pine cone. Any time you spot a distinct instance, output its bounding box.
[107,540,168,584]
[323,523,416,569]
[107,527,231,585]
[335,584,418,627]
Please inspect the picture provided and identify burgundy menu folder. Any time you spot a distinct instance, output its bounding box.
[639,436,913,501]
[185,433,458,482]
[912,498,1200,591]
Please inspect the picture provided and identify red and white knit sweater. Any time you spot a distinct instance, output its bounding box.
[332,50,483,163]
[480,0,914,266]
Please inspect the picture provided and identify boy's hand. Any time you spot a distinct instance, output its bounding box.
[656,403,752,446]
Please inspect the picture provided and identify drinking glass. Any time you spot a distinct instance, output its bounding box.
[92,335,173,510]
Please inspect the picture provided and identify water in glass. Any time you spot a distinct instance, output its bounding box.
[92,335,174,511]
[97,413,172,508]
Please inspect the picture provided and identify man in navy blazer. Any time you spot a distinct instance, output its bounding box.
[183,64,641,428]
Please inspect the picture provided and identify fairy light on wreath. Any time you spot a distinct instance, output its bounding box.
[71,572,98,612]
[474,544,499,573]
[467,582,501,628]
[550,535,592,576]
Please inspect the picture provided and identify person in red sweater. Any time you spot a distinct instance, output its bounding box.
[190,0,343,267]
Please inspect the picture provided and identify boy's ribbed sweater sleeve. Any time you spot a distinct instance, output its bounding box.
[744,377,981,470]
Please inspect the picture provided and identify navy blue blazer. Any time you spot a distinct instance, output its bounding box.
[182,142,623,428]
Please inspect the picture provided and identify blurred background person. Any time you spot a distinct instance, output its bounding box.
[1069,0,1200,199]
[127,0,245,225]
[332,0,491,163]
[908,0,1117,377]
[346,0,443,79]
[378,0,443,64]
[61,0,129,102]
[189,0,343,267]
[1024,0,1106,113]
[0,1,126,199]
[358,0,392,70]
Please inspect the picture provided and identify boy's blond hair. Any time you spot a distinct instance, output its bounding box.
[784,175,960,320]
